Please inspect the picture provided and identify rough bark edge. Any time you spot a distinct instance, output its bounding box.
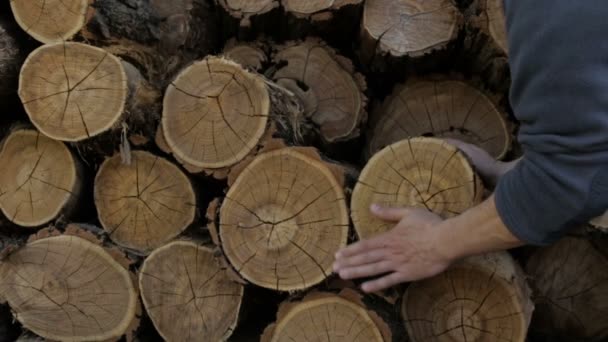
[271,37,368,143]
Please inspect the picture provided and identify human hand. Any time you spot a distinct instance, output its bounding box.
[333,205,455,293]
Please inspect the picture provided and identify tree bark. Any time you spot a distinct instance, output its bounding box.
[0,18,23,101]
[402,252,534,342]
[139,240,244,341]
[526,237,608,341]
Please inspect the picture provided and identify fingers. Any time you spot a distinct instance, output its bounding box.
[333,249,387,271]
[337,261,394,280]
[370,204,410,222]
[334,233,388,259]
[361,272,405,293]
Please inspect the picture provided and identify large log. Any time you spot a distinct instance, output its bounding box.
[0,227,140,341]
[402,252,534,342]
[94,151,197,254]
[361,0,462,62]
[526,237,608,340]
[261,289,393,341]
[367,78,512,159]
[271,38,367,144]
[214,147,350,291]
[139,240,244,341]
[0,129,83,228]
[157,56,310,179]
[352,137,483,239]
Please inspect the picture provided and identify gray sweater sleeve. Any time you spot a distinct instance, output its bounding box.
[495,0,608,245]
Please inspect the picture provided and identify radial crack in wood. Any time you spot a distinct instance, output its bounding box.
[19,42,128,142]
[10,0,88,44]
[362,0,462,58]
[0,235,138,341]
[352,137,483,239]
[282,0,363,18]
[403,252,533,342]
[526,237,608,340]
[139,241,244,342]
[0,129,81,228]
[162,56,271,170]
[272,39,367,143]
[94,151,196,253]
[219,148,349,291]
[262,291,389,341]
[368,79,511,159]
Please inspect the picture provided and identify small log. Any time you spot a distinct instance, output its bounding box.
[261,289,392,341]
[0,129,83,228]
[94,150,197,254]
[223,38,269,71]
[526,237,608,340]
[402,252,534,342]
[0,227,139,341]
[590,210,608,232]
[9,0,89,43]
[18,42,128,142]
[271,38,367,143]
[159,56,309,178]
[0,18,23,99]
[139,240,244,341]
[352,137,483,239]
[361,0,462,61]
[216,147,350,291]
[463,0,509,92]
[217,0,279,27]
[367,78,511,159]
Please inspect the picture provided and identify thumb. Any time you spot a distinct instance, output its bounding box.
[370,204,409,222]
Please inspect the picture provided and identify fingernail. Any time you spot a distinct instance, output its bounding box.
[332,262,339,272]
[335,251,342,259]
[370,204,381,212]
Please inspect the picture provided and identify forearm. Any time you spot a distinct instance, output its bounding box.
[434,194,524,261]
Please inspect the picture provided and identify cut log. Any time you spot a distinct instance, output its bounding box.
[282,0,363,19]
[139,240,244,342]
[217,0,279,26]
[271,39,367,143]
[0,228,139,341]
[368,78,511,159]
[590,210,608,232]
[402,252,534,342]
[160,56,308,178]
[19,42,128,142]
[223,38,269,71]
[526,237,608,340]
[261,289,392,341]
[94,151,196,253]
[361,0,462,60]
[217,148,349,291]
[0,18,23,99]
[0,129,82,228]
[470,0,508,55]
[352,137,483,239]
[10,0,88,43]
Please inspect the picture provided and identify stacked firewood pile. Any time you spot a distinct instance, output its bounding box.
[0,1,606,341]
